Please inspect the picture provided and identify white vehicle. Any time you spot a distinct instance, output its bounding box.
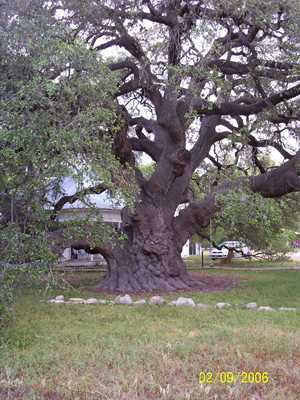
[209,241,251,260]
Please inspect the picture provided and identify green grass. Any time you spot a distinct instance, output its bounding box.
[186,254,300,269]
[1,269,300,399]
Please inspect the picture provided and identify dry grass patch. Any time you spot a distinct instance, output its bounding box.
[1,269,300,399]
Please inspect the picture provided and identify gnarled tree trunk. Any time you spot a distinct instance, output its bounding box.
[95,201,205,293]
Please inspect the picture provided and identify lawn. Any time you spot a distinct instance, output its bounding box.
[186,253,300,269]
[1,269,300,399]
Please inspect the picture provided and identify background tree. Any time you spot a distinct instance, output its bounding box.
[191,155,300,259]
[2,0,300,292]
[0,1,136,263]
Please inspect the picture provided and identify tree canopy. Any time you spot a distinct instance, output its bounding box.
[0,0,135,261]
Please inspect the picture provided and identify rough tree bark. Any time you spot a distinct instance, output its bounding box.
[95,203,198,292]
[92,139,206,291]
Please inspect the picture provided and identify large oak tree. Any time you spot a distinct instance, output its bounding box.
[2,0,300,292]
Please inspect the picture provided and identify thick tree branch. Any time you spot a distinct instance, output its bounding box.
[129,127,162,162]
[209,59,300,80]
[48,227,114,262]
[108,59,139,79]
[101,3,174,27]
[51,183,108,220]
[173,196,219,248]
[250,150,300,197]
[213,151,300,198]
[190,116,229,170]
[190,82,300,116]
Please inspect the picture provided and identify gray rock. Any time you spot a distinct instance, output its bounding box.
[48,299,64,304]
[245,302,257,309]
[133,299,146,305]
[149,296,164,305]
[172,297,195,307]
[68,298,85,304]
[114,294,133,305]
[55,295,64,301]
[196,303,210,309]
[257,306,275,312]
[278,307,297,311]
[85,298,98,304]
[215,302,231,309]
[98,299,107,304]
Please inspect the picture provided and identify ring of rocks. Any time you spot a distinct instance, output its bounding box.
[47,295,298,312]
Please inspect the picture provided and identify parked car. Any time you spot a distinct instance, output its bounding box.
[209,241,252,260]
